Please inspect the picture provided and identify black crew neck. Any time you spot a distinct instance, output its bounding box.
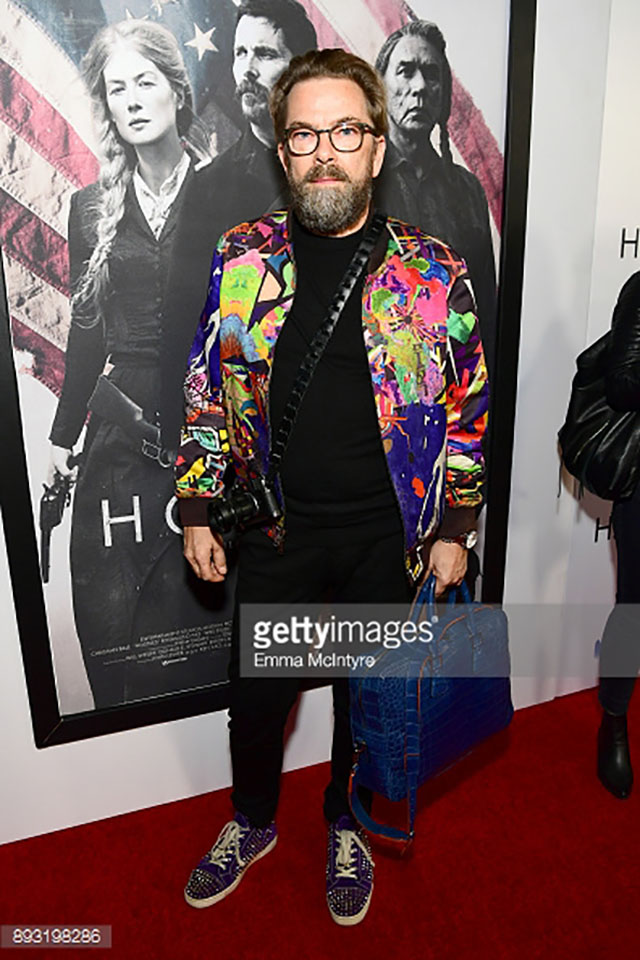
[291,213,366,251]
[268,209,400,535]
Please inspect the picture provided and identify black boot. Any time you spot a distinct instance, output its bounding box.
[597,710,633,799]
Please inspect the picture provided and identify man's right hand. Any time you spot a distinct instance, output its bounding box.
[183,525,227,582]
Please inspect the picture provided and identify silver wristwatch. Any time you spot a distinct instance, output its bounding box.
[438,530,478,550]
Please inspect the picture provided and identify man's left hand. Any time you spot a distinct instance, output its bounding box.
[426,539,468,596]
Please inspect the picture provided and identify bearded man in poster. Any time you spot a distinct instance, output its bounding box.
[162,0,317,449]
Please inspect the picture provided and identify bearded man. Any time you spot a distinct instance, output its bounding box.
[161,0,316,449]
[175,49,488,926]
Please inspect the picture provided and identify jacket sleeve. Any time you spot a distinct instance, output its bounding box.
[49,190,107,448]
[442,268,489,512]
[174,237,231,521]
[605,272,640,411]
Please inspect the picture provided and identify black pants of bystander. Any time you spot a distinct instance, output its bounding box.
[599,480,640,715]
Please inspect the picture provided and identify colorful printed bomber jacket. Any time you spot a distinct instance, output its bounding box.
[175,210,488,582]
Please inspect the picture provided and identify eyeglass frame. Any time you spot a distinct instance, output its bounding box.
[282,121,377,156]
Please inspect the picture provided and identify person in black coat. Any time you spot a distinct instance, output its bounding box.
[597,271,640,798]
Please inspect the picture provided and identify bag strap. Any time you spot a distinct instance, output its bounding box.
[349,745,415,845]
[348,669,421,848]
[266,212,387,482]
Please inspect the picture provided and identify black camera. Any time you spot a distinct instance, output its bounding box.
[207,474,282,535]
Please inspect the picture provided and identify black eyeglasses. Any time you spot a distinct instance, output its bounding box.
[284,121,376,156]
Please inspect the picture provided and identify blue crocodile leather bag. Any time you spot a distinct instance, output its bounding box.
[348,576,513,843]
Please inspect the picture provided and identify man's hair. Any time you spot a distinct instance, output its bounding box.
[375,21,452,164]
[236,0,317,59]
[269,48,388,144]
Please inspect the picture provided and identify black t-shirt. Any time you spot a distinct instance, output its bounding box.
[269,215,401,537]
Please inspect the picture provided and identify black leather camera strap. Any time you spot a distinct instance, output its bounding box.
[267,211,387,483]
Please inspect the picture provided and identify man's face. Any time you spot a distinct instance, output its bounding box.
[383,35,444,139]
[233,15,292,125]
[277,77,386,235]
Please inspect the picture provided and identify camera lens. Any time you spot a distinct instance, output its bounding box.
[208,499,235,533]
[233,492,260,526]
[208,491,258,533]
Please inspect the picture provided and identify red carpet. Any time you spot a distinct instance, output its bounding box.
[1,689,639,959]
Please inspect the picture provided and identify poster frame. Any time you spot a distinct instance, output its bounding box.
[0,0,537,747]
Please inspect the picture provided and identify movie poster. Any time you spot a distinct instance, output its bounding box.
[0,0,508,717]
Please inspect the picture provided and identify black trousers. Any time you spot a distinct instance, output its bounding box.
[227,518,412,827]
[599,483,640,715]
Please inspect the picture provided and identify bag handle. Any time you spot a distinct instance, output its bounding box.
[409,573,472,623]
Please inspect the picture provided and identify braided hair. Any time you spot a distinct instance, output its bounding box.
[73,19,209,320]
[375,20,452,166]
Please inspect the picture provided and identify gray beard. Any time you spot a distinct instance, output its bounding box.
[288,172,373,235]
[236,81,270,126]
[241,98,270,129]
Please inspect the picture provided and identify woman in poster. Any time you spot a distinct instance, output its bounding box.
[48,19,220,709]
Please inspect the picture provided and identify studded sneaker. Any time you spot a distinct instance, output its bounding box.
[184,812,277,908]
[326,814,374,926]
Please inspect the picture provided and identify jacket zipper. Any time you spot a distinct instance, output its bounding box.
[264,219,297,551]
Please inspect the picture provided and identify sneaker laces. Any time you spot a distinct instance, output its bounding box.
[207,820,247,868]
[334,828,373,879]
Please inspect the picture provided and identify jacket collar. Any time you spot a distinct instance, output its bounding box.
[257,207,422,277]
[277,206,399,275]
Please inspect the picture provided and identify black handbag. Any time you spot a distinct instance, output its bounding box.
[558,331,640,500]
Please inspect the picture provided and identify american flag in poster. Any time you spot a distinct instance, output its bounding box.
[0,0,503,398]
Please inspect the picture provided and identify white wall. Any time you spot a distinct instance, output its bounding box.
[562,0,640,614]
[504,0,613,705]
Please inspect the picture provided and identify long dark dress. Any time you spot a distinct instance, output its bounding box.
[51,172,231,709]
